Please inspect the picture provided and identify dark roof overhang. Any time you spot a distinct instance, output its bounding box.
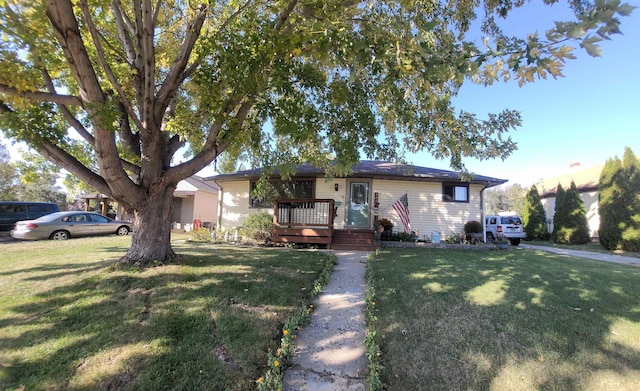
[206,160,507,188]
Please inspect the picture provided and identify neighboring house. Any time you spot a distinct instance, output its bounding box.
[172,175,219,231]
[538,163,602,240]
[207,160,506,244]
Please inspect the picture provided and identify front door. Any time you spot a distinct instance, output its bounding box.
[347,181,370,228]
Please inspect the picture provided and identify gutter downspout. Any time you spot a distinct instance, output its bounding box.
[214,180,223,231]
[480,184,487,243]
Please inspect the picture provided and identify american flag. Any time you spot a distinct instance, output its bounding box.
[392,193,411,233]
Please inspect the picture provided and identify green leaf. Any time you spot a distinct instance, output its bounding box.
[617,3,636,16]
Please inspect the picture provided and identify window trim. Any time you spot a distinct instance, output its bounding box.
[249,178,315,208]
[442,182,470,203]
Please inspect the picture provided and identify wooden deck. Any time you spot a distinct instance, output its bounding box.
[272,199,376,250]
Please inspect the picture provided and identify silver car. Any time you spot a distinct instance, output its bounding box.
[11,211,132,240]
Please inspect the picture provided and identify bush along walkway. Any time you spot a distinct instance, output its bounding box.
[281,251,371,391]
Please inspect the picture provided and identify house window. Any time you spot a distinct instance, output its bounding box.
[250,179,314,208]
[443,183,469,202]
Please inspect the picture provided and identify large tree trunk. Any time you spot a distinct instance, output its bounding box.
[121,184,177,266]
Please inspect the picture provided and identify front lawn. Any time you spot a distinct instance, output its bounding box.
[0,236,333,390]
[526,240,640,259]
[367,247,640,390]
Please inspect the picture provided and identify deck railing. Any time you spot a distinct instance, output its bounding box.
[273,199,335,228]
[272,199,335,247]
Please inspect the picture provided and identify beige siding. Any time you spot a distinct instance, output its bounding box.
[216,177,485,236]
[371,180,484,238]
[218,181,271,229]
[193,191,218,226]
[217,178,347,230]
[179,197,194,225]
[316,178,346,229]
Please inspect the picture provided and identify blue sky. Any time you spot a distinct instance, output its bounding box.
[406,1,640,187]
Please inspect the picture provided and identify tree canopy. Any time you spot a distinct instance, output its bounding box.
[0,0,634,263]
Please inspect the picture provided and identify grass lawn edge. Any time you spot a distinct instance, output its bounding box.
[257,252,337,390]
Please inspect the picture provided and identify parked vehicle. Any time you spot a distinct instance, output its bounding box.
[0,201,60,232]
[485,214,526,246]
[11,211,131,240]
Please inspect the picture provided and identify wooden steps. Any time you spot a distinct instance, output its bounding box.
[331,229,376,251]
[272,227,377,251]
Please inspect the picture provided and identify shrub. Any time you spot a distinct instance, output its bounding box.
[377,218,394,232]
[392,231,416,242]
[523,185,549,240]
[554,181,590,244]
[240,212,274,242]
[463,220,482,234]
[189,227,212,242]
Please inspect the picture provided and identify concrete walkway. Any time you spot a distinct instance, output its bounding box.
[282,251,370,391]
[520,243,640,267]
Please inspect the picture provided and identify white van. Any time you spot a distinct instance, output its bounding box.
[485,215,526,246]
[0,201,60,232]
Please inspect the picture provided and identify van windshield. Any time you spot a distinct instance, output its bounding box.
[500,216,522,225]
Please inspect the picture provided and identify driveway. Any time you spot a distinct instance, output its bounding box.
[0,233,16,243]
[520,243,640,267]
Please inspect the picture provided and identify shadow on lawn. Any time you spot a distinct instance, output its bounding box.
[0,248,326,390]
[373,248,640,390]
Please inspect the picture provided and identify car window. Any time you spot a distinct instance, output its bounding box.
[0,204,28,219]
[501,216,522,225]
[68,214,88,222]
[89,214,109,223]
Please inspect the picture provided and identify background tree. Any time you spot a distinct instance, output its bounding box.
[554,181,590,244]
[0,0,634,264]
[214,149,251,175]
[598,157,626,249]
[522,184,549,241]
[13,150,67,207]
[484,183,526,216]
[551,184,566,242]
[0,141,18,200]
[620,147,640,251]
[597,148,640,251]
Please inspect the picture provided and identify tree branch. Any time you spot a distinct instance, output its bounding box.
[0,84,83,106]
[39,68,95,145]
[45,0,105,104]
[154,4,207,124]
[37,139,111,195]
[78,0,145,132]
[140,0,155,129]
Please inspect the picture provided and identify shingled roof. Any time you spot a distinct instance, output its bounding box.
[207,160,507,188]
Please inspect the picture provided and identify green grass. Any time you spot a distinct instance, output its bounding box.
[0,235,332,390]
[368,247,640,390]
[526,240,640,259]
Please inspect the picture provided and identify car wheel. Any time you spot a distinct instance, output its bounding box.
[116,226,130,236]
[486,232,495,242]
[509,238,521,246]
[50,230,70,240]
